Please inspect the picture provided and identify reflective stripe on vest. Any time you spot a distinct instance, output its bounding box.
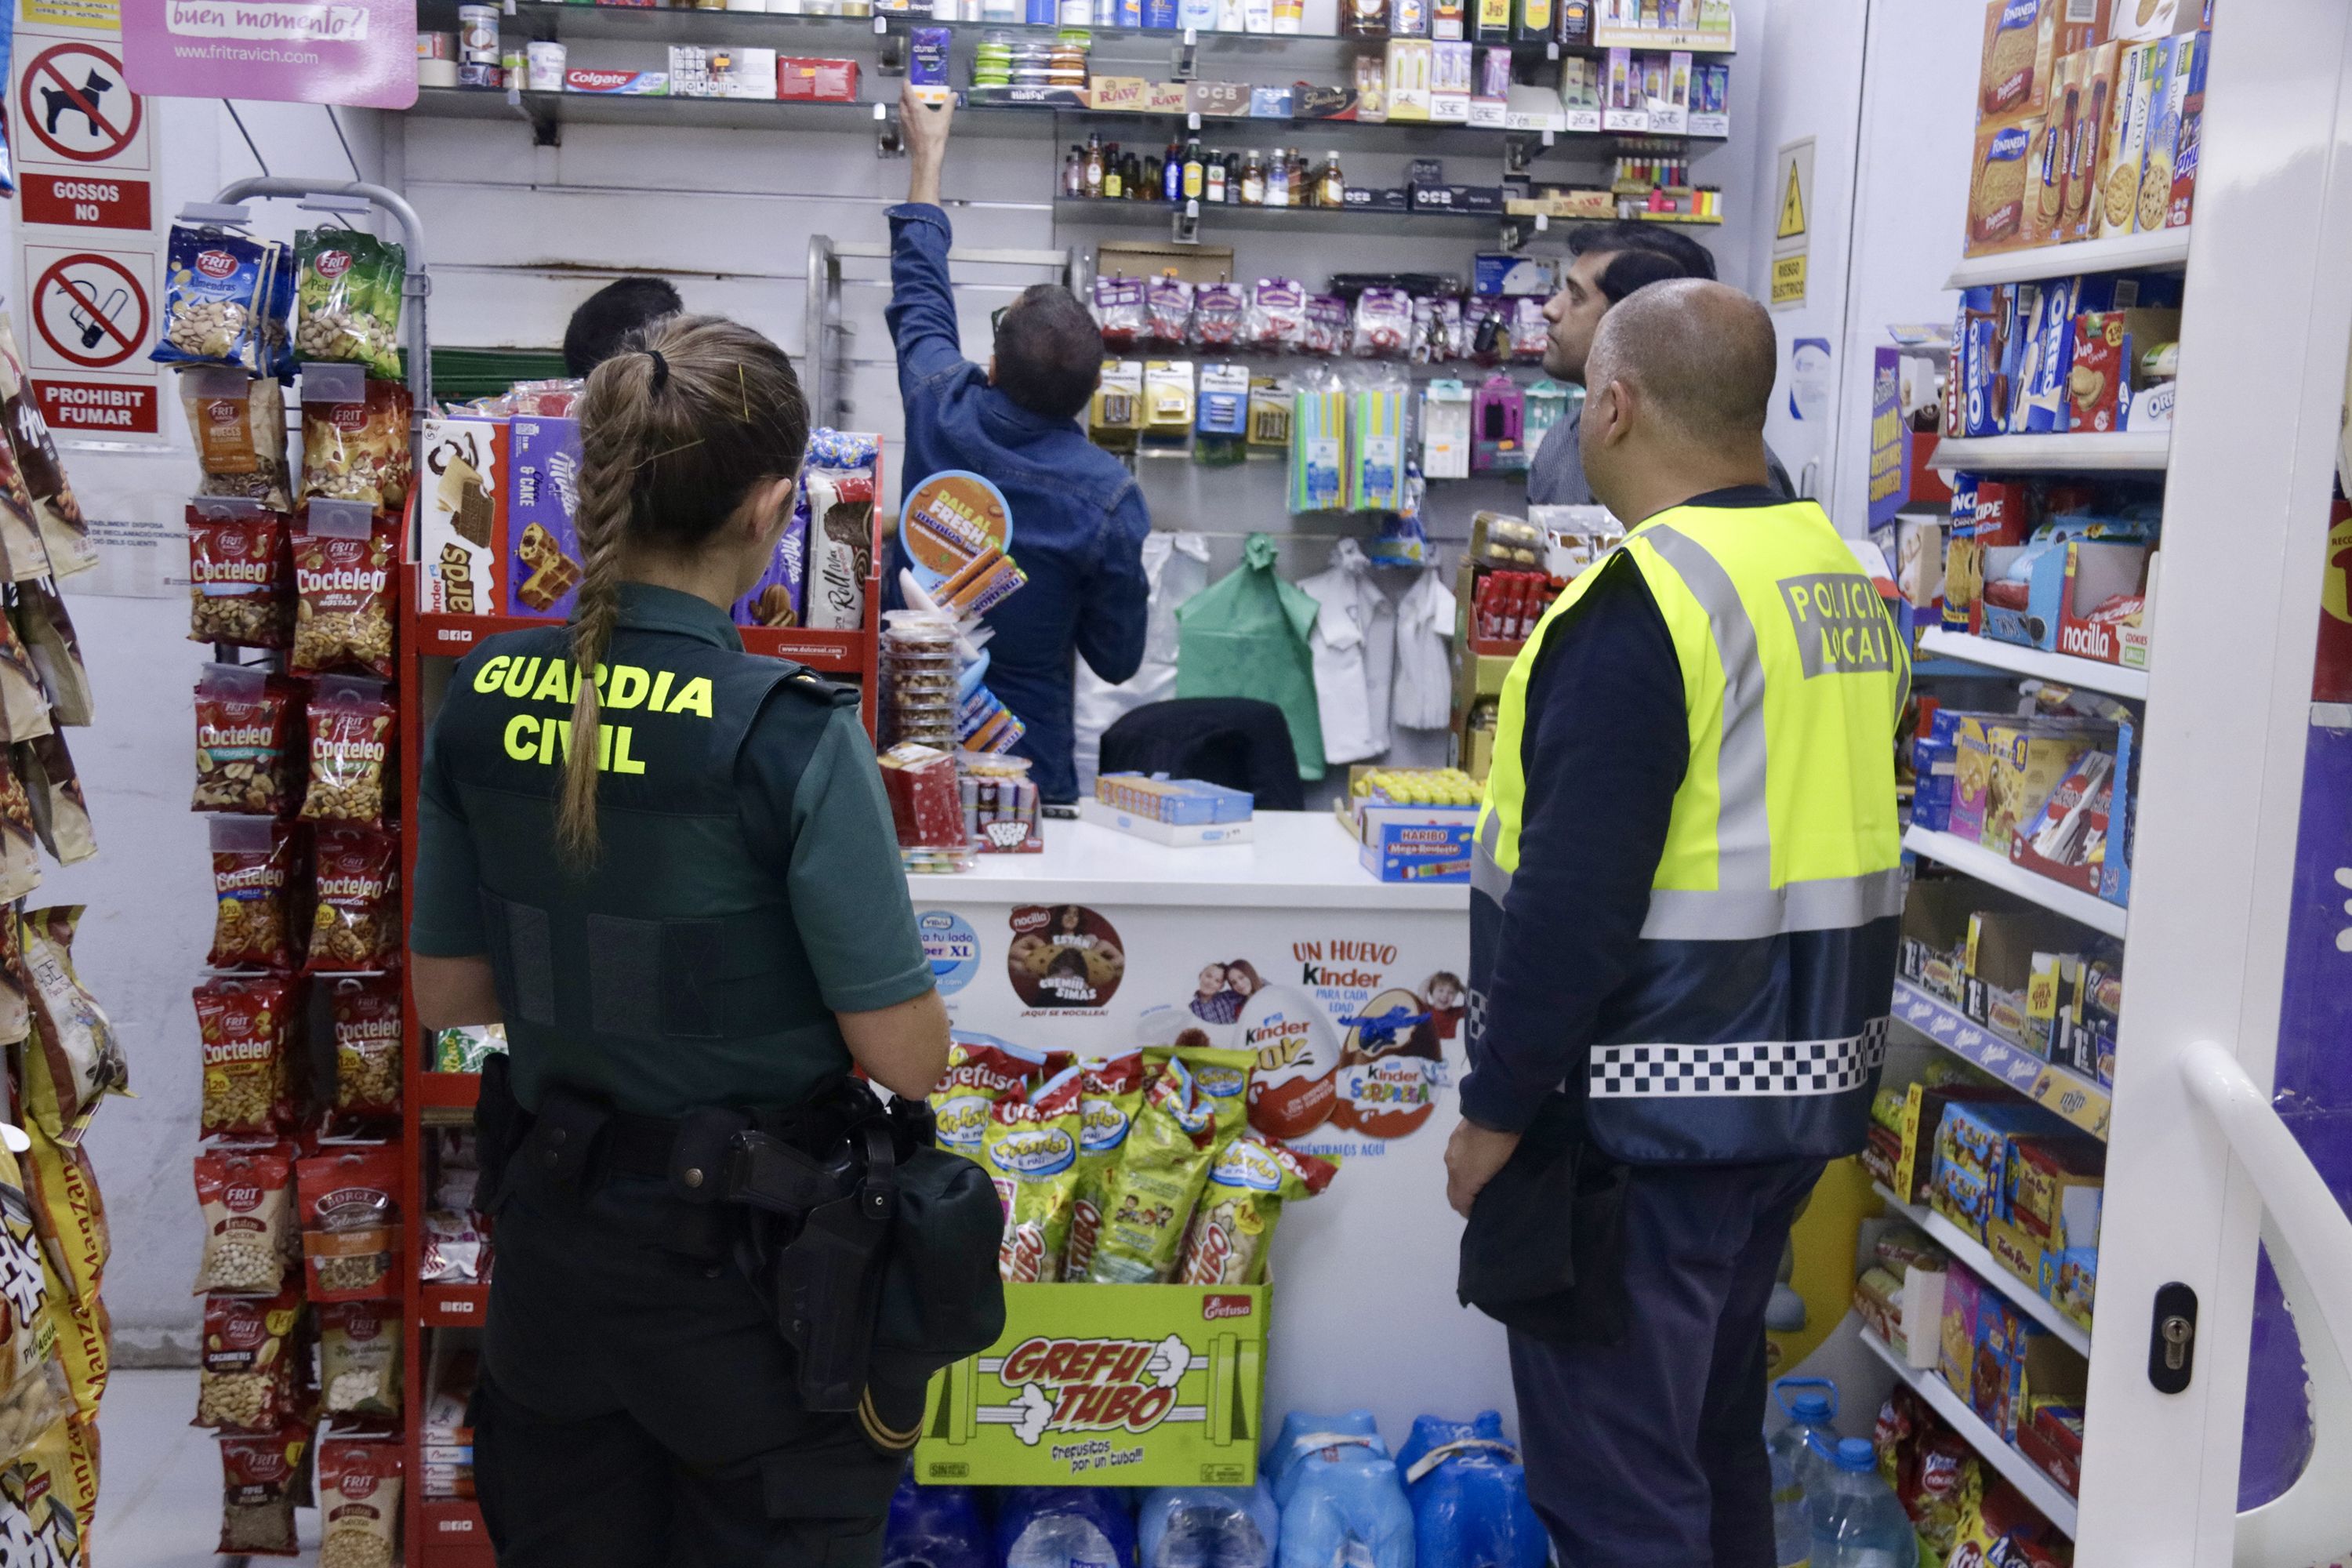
[1472,500,1907,942]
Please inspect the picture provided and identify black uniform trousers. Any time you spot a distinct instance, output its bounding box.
[473,1164,909,1568]
[1507,1158,1824,1568]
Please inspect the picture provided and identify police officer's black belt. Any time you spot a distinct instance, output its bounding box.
[594,1105,859,1215]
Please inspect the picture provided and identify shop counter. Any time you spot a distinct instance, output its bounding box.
[908,810,1512,1446]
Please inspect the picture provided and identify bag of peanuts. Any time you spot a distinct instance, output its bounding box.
[330,974,401,1132]
[194,664,302,816]
[292,509,397,679]
[18,733,96,867]
[195,975,298,1141]
[217,1425,310,1557]
[194,1287,303,1433]
[209,816,300,971]
[187,508,296,651]
[307,826,399,974]
[298,1145,401,1302]
[318,1300,401,1420]
[183,369,293,513]
[300,381,413,515]
[301,677,394,829]
[0,757,41,905]
[157,223,268,370]
[318,1432,404,1568]
[294,227,405,379]
[20,906,126,1144]
[194,1143,296,1296]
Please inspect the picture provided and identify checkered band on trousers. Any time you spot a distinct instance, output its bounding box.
[1586,1019,1889,1098]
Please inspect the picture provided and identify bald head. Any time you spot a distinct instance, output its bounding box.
[1579,279,1780,520]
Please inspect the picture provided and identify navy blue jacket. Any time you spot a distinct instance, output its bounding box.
[885,203,1151,801]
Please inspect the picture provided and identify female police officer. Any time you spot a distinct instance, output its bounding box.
[408,315,952,1566]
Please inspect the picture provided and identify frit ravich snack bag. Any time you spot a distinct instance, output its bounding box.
[193,1144,296,1297]
[318,1434,404,1568]
[195,1287,303,1434]
[1064,1051,1145,1279]
[218,1426,310,1557]
[928,1035,1050,1163]
[984,1066,1084,1283]
[1087,1062,1218,1285]
[20,906,126,1142]
[1178,1132,1338,1286]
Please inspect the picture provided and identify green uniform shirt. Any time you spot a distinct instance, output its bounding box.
[411,583,931,1112]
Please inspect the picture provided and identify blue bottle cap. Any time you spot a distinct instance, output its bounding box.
[1835,1438,1876,1473]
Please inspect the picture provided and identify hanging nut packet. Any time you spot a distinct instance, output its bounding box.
[194,974,296,1140]
[292,507,396,678]
[301,677,394,829]
[187,507,296,650]
[19,906,125,1142]
[307,826,399,972]
[194,664,301,815]
[298,1145,401,1303]
[193,1142,296,1296]
[208,816,299,971]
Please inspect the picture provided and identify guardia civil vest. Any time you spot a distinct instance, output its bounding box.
[1473,499,1909,1163]
[434,621,858,1120]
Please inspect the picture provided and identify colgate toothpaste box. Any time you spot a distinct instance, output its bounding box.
[565,68,670,95]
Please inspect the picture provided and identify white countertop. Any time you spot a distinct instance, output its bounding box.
[908,810,1472,911]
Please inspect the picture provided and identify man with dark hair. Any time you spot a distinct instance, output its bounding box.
[1529,223,1793,507]
[562,277,684,377]
[1447,281,1906,1567]
[885,85,1149,802]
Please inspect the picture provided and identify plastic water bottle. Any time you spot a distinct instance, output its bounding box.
[1142,1485,1278,1568]
[1000,1490,1134,1568]
[1765,1378,1839,1567]
[1807,1438,1916,1568]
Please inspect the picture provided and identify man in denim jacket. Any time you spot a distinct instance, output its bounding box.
[886,86,1151,802]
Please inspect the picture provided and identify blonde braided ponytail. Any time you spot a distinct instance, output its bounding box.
[554,315,811,867]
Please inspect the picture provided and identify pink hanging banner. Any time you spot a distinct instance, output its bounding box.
[119,0,419,111]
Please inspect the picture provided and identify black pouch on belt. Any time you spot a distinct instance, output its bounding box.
[512,1082,612,1205]
[1457,1093,1631,1345]
[473,1054,524,1215]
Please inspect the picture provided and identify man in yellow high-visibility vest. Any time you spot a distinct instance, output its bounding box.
[1445,280,1907,1568]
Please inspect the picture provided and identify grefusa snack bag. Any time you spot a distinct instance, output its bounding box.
[1064,1051,1145,1279]
[1178,1132,1338,1286]
[929,1036,1048,1163]
[1087,1062,1218,1285]
[983,1066,1083,1283]
[1145,1043,1254,1142]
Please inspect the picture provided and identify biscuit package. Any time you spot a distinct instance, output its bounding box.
[1177,1131,1338,1286]
[2097,40,2160,240]
[1086,1063,1219,1285]
[193,1144,297,1296]
[2059,42,2122,243]
[308,826,400,973]
[209,816,300,971]
[419,417,507,615]
[298,1146,401,1303]
[509,417,584,617]
[1978,0,2060,126]
[196,975,298,1140]
[330,975,403,1132]
[1063,1051,1146,1280]
[1965,120,2038,255]
[300,677,395,829]
[19,906,125,1143]
[292,513,397,678]
[985,1067,1085,1283]
[2136,31,2195,234]
[195,1287,303,1434]
[318,1434,404,1568]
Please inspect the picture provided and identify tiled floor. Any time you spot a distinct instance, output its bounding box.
[97,1367,321,1566]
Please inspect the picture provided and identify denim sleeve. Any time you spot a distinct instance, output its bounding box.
[1456,559,1688,1132]
[885,203,973,395]
[1073,481,1152,686]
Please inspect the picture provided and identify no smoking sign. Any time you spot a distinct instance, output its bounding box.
[26,247,151,372]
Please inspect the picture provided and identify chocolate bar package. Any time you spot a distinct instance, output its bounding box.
[508,417,583,619]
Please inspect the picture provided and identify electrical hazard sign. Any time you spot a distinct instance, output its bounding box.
[1771,137,1814,312]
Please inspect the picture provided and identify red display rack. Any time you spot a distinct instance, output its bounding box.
[394,474,887,1568]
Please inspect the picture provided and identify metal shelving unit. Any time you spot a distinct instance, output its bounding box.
[1902,826,2129,939]
[1929,431,2172,474]
[1875,1183,2092,1356]
[1892,981,2111,1141]
[1944,227,2193,290]
[1915,629,2150,701]
[1860,1330,2081,1537]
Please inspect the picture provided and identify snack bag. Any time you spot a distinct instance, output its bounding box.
[300,379,414,514]
[19,732,96,867]
[184,372,293,512]
[298,1145,401,1301]
[0,760,38,903]
[0,376,44,586]
[187,509,295,651]
[0,1138,64,1449]
[156,223,267,368]
[984,1066,1085,1283]
[1064,1051,1146,1279]
[193,1144,296,1296]
[208,816,299,971]
[308,825,400,972]
[21,1118,106,1309]
[196,975,297,1139]
[318,1434,405,1568]
[1087,1063,1219,1284]
[218,1427,310,1557]
[294,227,405,378]
[928,1036,1054,1163]
[1145,1042,1254,1142]
[292,513,397,678]
[0,321,92,578]
[195,1287,303,1433]
[194,664,301,815]
[0,1415,84,1566]
[15,582,91,728]
[318,1299,402,1419]
[331,974,402,1131]
[0,603,50,743]
[1177,1131,1337,1285]
[300,677,394,828]
[19,906,125,1142]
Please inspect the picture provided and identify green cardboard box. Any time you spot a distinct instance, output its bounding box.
[917,1283,1269,1486]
